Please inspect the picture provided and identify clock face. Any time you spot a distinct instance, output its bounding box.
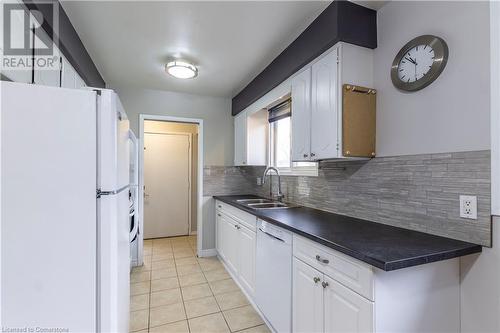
[391,35,448,92]
[397,44,435,83]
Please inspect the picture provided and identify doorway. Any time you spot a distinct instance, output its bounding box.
[141,119,200,240]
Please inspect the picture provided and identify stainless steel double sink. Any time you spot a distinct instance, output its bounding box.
[236,198,295,210]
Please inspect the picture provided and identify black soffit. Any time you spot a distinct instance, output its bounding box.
[231,1,377,116]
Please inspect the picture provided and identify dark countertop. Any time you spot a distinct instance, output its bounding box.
[213,195,482,271]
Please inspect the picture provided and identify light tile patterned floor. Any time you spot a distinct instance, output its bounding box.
[130,236,271,333]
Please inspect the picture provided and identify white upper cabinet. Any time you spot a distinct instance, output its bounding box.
[234,111,248,166]
[61,56,87,89]
[234,109,268,166]
[1,2,32,83]
[291,68,312,161]
[33,17,61,87]
[290,42,374,161]
[311,48,339,160]
[61,56,77,89]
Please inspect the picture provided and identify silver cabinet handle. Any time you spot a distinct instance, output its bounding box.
[303,153,308,158]
[313,277,320,284]
[218,205,222,208]
[322,281,329,289]
[316,255,329,264]
[310,153,316,157]
[217,213,221,217]
[234,224,241,230]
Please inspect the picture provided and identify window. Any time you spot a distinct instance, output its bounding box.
[268,99,318,176]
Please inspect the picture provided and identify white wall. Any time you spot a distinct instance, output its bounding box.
[374,1,490,157]
[114,86,233,166]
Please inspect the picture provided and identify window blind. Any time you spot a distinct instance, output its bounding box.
[268,99,291,123]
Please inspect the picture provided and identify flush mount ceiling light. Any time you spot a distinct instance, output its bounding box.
[165,60,198,79]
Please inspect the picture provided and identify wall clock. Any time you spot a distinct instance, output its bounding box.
[391,35,448,92]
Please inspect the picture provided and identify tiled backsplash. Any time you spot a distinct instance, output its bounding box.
[204,150,491,246]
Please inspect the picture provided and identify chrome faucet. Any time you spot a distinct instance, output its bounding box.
[262,166,284,202]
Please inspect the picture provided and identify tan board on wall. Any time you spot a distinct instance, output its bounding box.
[342,84,376,158]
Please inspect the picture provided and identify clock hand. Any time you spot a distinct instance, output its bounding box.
[404,56,416,65]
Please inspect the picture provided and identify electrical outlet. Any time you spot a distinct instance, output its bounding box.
[460,195,477,220]
[256,177,262,186]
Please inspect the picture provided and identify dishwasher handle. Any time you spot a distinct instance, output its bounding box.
[258,228,285,242]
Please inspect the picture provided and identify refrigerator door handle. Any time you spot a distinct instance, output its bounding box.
[97,184,130,198]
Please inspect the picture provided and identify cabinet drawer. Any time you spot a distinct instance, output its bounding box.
[216,200,257,231]
[293,235,374,301]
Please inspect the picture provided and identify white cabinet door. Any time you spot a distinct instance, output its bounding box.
[291,68,312,161]
[310,48,339,160]
[33,26,60,87]
[1,3,32,83]
[238,225,256,296]
[216,211,225,260]
[323,276,374,333]
[61,56,76,89]
[223,216,239,273]
[234,111,247,166]
[293,258,324,333]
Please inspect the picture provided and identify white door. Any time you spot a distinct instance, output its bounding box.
[238,225,256,296]
[223,217,240,273]
[144,133,190,238]
[234,111,247,165]
[291,67,312,161]
[293,258,324,333]
[311,48,339,160]
[323,276,374,333]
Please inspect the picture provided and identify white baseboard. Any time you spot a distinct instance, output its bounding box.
[198,248,217,257]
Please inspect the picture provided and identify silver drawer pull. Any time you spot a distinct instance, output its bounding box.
[322,281,329,289]
[218,205,222,208]
[217,213,221,217]
[316,255,329,264]
[313,277,320,284]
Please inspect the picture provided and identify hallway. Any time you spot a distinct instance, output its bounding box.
[129,236,270,333]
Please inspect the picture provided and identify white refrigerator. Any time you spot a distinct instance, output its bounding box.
[1,81,131,332]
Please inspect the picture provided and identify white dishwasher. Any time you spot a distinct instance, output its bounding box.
[255,219,293,333]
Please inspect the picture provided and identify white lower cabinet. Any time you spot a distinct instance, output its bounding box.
[216,212,226,260]
[216,202,461,333]
[215,202,256,296]
[238,224,256,295]
[293,258,373,333]
[293,258,324,333]
[323,276,374,333]
[221,214,240,274]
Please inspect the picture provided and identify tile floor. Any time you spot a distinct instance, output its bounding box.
[130,235,271,333]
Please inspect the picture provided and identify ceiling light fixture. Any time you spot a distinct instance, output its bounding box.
[165,60,198,79]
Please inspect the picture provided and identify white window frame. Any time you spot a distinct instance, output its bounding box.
[269,117,318,177]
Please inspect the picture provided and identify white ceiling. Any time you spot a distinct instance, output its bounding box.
[61,1,332,97]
